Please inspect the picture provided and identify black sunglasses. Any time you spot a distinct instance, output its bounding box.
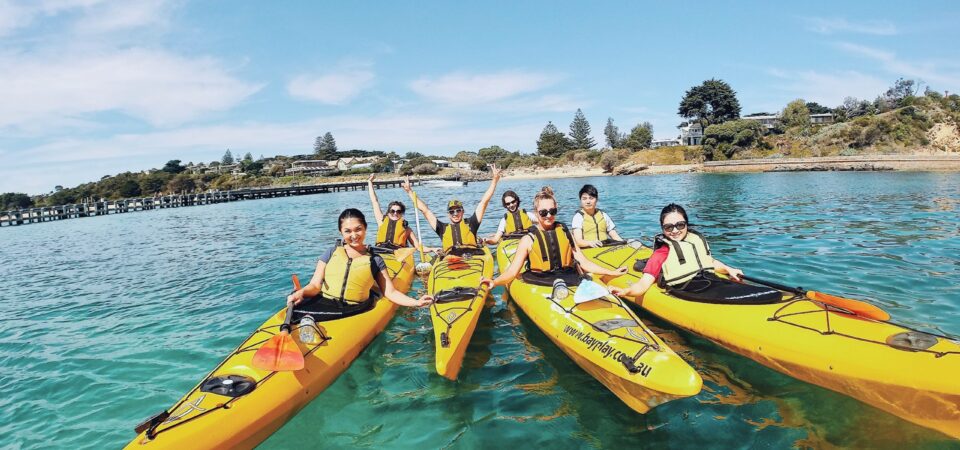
[503,199,519,207]
[448,208,463,214]
[388,208,404,214]
[661,221,687,232]
[538,208,558,218]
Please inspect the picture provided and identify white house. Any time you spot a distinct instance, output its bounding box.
[679,122,703,146]
[286,160,334,176]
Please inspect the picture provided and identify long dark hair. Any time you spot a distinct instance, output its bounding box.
[502,190,520,206]
[659,203,688,225]
[338,208,368,230]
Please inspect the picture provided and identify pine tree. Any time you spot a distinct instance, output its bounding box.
[222,149,234,165]
[313,136,324,156]
[536,121,570,157]
[243,152,253,162]
[603,117,620,148]
[322,132,337,153]
[568,109,596,149]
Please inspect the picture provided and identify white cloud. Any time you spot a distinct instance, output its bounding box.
[768,69,889,106]
[836,42,960,89]
[803,17,897,35]
[0,48,262,130]
[410,71,559,105]
[73,0,175,34]
[287,69,376,105]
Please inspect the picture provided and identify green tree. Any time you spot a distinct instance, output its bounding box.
[701,120,764,160]
[603,117,620,148]
[537,121,570,157]
[885,78,921,106]
[0,193,33,210]
[781,99,811,130]
[452,151,478,162]
[322,132,337,152]
[222,149,234,165]
[314,133,337,159]
[404,151,424,159]
[161,160,186,174]
[477,145,514,163]
[622,122,653,150]
[141,172,172,194]
[400,156,436,175]
[678,79,741,129]
[805,102,831,114]
[242,152,253,163]
[166,174,196,193]
[568,109,596,149]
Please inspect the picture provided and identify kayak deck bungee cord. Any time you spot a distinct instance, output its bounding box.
[498,236,702,413]
[582,240,960,439]
[427,246,495,380]
[125,248,415,449]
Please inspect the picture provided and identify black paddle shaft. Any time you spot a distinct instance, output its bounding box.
[740,275,804,295]
[280,301,296,333]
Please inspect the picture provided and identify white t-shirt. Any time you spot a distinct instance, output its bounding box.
[496,211,539,234]
[571,210,616,234]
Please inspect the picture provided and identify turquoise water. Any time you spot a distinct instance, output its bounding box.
[1,172,958,449]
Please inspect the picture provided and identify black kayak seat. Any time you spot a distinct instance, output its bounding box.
[520,269,584,287]
[291,293,379,322]
[667,273,782,305]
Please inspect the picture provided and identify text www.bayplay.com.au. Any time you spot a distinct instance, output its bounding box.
[562,325,652,377]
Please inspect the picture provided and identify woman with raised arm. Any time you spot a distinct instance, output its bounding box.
[366,174,430,251]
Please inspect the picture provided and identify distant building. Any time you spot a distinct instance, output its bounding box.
[742,112,835,129]
[431,160,451,168]
[651,138,682,149]
[810,113,834,125]
[450,161,472,170]
[679,122,703,145]
[286,160,334,176]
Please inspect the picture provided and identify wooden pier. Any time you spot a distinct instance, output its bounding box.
[1,178,428,228]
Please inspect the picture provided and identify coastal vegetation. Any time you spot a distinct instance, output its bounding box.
[5,78,958,211]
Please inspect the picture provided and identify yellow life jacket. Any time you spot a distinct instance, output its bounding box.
[527,223,574,272]
[440,220,478,251]
[503,208,533,234]
[659,230,715,286]
[579,208,608,241]
[320,247,376,304]
[376,217,408,248]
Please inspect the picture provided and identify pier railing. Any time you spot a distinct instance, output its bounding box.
[1,176,457,228]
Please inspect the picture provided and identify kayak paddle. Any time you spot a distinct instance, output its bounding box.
[741,274,890,321]
[410,190,433,276]
[252,275,306,371]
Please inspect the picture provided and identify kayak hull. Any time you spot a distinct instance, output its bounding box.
[427,247,495,380]
[584,240,960,439]
[508,274,702,413]
[125,248,414,449]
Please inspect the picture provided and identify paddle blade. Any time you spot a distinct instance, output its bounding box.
[394,247,416,261]
[809,291,890,321]
[252,332,304,371]
[292,274,301,290]
[574,279,609,304]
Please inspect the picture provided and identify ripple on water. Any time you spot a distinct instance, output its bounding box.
[0,172,957,449]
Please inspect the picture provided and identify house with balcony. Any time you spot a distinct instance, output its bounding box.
[285,160,334,176]
[679,122,703,145]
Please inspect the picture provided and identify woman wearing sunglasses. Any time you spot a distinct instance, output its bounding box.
[402,164,503,253]
[483,190,538,245]
[481,186,627,288]
[610,203,743,298]
[367,174,432,251]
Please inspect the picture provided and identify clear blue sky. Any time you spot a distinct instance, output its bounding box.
[2,1,958,194]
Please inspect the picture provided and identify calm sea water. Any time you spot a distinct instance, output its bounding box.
[1,172,958,449]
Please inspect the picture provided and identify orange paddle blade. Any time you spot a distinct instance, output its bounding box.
[252,332,304,371]
[809,291,890,321]
[292,274,301,290]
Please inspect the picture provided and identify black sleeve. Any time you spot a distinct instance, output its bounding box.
[317,246,336,264]
[435,221,446,237]
[370,254,388,278]
[467,214,481,235]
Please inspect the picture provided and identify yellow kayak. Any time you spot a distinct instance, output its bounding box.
[497,236,701,413]
[125,248,415,449]
[426,246,495,380]
[584,240,960,439]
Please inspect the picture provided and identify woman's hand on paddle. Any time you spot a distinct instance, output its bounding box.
[415,294,434,307]
[286,290,304,306]
[589,240,603,248]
